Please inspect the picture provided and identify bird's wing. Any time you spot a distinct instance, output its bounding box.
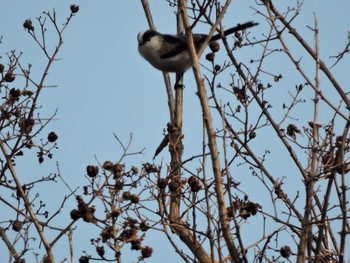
[160,34,208,59]
[160,34,188,59]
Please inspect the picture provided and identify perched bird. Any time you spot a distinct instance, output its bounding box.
[137,21,258,74]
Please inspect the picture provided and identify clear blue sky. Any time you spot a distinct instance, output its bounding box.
[1,1,349,262]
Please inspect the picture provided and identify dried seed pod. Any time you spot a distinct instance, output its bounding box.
[23,19,34,31]
[96,246,105,257]
[79,256,89,263]
[280,246,291,258]
[205,52,215,62]
[157,178,168,189]
[4,70,15,82]
[140,220,150,232]
[86,165,99,178]
[102,161,113,171]
[214,64,221,72]
[70,4,80,13]
[122,191,131,201]
[131,239,142,250]
[12,220,23,232]
[209,41,220,52]
[47,132,58,142]
[70,209,82,220]
[131,166,139,175]
[141,246,153,258]
[130,194,140,204]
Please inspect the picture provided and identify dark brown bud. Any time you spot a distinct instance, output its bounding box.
[190,180,203,192]
[214,64,221,72]
[86,165,99,178]
[114,180,124,191]
[130,194,140,204]
[122,191,131,200]
[112,163,124,179]
[12,220,23,232]
[131,166,139,175]
[286,124,300,140]
[4,70,15,82]
[131,239,142,250]
[70,4,80,13]
[258,83,264,90]
[0,64,4,73]
[9,88,21,100]
[209,41,220,52]
[280,245,291,258]
[249,131,256,139]
[102,161,114,170]
[70,209,82,220]
[157,178,168,189]
[79,256,89,263]
[110,208,121,219]
[205,52,215,62]
[96,246,105,257]
[100,227,114,242]
[141,246,153,258]
[83,210,96,223]
[23,19,34,31]
[140,220,150,232]
[47,131,58,142]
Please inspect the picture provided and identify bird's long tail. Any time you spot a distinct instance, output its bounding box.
[211,21,258,41]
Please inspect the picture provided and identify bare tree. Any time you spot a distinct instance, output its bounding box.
[0,5,79,263]
[1,1,349,263]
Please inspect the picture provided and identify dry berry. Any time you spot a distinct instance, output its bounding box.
[209,41,220,52]
[130,194,140,204]
[96,246,105,257]
[141,246,153,258]
[70,209,82,220]
[122,191,131,200]
[4,70,15,82]
[110,208,121,219]
[140,220,150,232]
[10,88,21,99]
[79,256,89,263]
[112,163,124,178]
[157,178,168,189]
[23,19,34,31]
[131,239,142,250]
[205,52,215,62]
[47,132,58,142]
[131,166,139,175]
[12,220,23,232]
[86,165,99,178]
[280,245,291,258]
[214,64,221,72]
[70,4,79,13]
[102,161,113,170]
[0,64,4,73]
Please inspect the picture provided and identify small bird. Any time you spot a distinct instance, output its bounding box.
[137,21,258,74]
